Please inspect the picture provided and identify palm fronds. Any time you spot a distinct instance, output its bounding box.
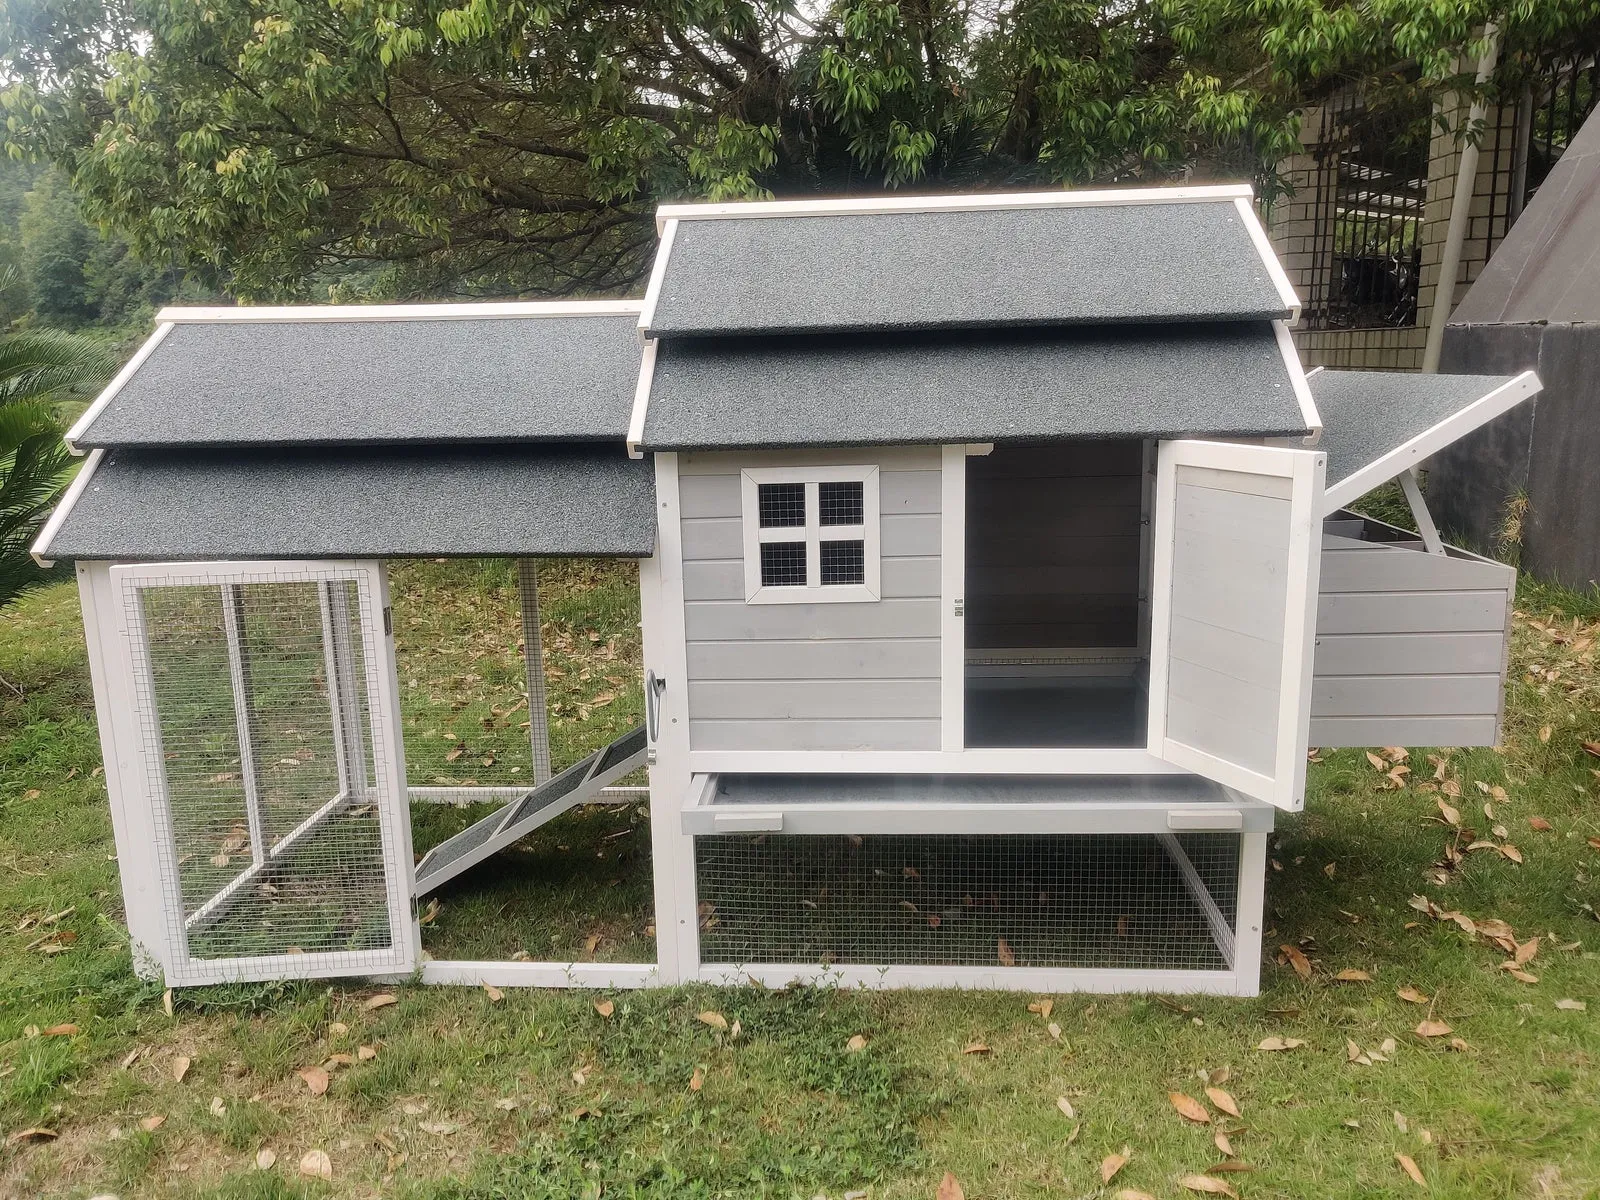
[0,328,116,607]
[0,329,116,405]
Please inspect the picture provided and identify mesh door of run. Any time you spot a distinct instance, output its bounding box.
[112,561,415,987]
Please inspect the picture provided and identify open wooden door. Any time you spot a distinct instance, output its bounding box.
[110,560,417,986]
[1147,441,1325,811]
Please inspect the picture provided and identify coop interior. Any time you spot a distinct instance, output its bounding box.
[131,557,653,973]
[963,440,1154,748]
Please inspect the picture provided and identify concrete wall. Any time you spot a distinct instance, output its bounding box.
[677,447,943,751]
[1431,322,1600,590]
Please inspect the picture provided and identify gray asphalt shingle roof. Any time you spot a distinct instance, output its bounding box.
[645,201,1292,338]
[641,322,1309,450]
[40,445,656,560]
[72,312,643,449]
[1310,368,1531,500]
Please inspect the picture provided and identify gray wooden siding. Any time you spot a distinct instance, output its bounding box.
[965,442,1145,649]
[1310,529,1515,748]
[1163,466,1292,778]
[678,448,942,752]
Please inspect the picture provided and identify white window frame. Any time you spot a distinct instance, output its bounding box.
[740,465,881,604]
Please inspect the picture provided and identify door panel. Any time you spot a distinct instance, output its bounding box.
[1148,442,1325,810]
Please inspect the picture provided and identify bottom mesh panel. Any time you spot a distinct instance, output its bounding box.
[695,833,1239,971]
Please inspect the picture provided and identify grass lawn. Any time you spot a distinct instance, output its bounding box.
[2,559,1599,1199]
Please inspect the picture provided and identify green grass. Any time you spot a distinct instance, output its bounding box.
[2,561,1600,1198]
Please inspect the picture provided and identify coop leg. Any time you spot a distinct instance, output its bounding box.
[1233,829,1269,997]
[518,560,553,786]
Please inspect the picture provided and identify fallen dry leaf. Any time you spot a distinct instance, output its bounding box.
[1397,986,1430,1005]
[5,1128,57,1147]
[688,1066,704,1092]
[1207,1161,1256,1174]
[357,1045,378,1061]
[1280,944,1312,980]
[961,1041,992,1055]
[255,1148,276,1170]
[846,1034,868,1052]
[483,984,504,1003]
[1415,1020,1452,1039]
[1395,1153,1426,1187]
[298,1066,330,1096]
[1101,1147,1132,1184]
[364,994,398,1011]
[594,998,615,1018]
[1256,1036,1304,1051]
[1529,816,1553,832]
[697,1010,728,1031]
[1028,998,1053,1020]
[1046,1021,1062,1040]
[41,1023,78,1037]
[1169,1092,1211,1123]
[1214,1131,1235,1156]
[1206,1086,1241,1118]
[299,1149,333,1180]
[162,989,174,1017]
[997,938,1016,967]
[1115,1192,1157,1200]
[210,1095,227,1117]
[172,1055,191,1083]
[1333,968,1372,982]
[1056,1096,1075,1119]
[936,1171,964,1200]
[139,1115,165,1132]
[1437,798,1462,827]
[1501,844,1524,864]
[1179,1173,1237,1197]
[1515,937,1541,965]
[1555,999,1586,1011]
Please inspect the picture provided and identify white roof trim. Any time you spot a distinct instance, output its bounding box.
[654,184,1256,235]
[65,322,176,455]
[154,299,643,323]
[1233,196,1302,325]
[627,339,659,460]
[1320,369,1543,514]
[1273,320,1321,444]
[636,219,678,342]
[30,449,106,567]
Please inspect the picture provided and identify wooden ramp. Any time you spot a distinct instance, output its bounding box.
[413,725,648,897]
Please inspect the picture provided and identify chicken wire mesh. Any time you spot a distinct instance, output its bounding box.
[124,572,404,970]
[694,832,1239,971]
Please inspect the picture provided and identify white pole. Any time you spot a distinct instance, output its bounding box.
[1422,24,1501,373]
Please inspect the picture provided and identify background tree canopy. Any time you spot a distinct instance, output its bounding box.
[2,0,1597,299]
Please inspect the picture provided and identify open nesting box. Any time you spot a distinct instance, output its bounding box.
[677,775,1267,993]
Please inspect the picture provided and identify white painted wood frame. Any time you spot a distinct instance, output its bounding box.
[152,299,642,323]
[1234,197,1304,325]
[106,559,419,987]
[738,465,881,604]
[655,184,1257,233]
[64,323,176,454]
[31,449,107,564]
[1146,440,1326,812]
[1272,319,1322,438]
[696,964,1256,996]
[939,446,966,751]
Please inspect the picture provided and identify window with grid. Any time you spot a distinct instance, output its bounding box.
[740,466,880,603]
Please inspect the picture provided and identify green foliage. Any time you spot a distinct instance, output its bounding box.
[0,326,113,607]
[5,0,1593,299]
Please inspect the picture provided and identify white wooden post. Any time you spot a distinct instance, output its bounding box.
[220,585,267,866]
[518,560,553,785]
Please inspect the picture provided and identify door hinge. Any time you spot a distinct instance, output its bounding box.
[953,597,964,617]
[383,606,393,635]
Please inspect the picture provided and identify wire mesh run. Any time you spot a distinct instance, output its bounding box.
[125,572,403,971]
[695,832,1239,972]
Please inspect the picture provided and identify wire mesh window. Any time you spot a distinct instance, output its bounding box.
[819,540,866,585]
[1304,87,1431,330]
[695,832,1240,971]
[123,570,405,974]
[760,542,808,587]
[819,481,865,526]
[758,483,806,528]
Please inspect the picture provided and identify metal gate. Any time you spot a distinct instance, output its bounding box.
[111,561,416,986]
